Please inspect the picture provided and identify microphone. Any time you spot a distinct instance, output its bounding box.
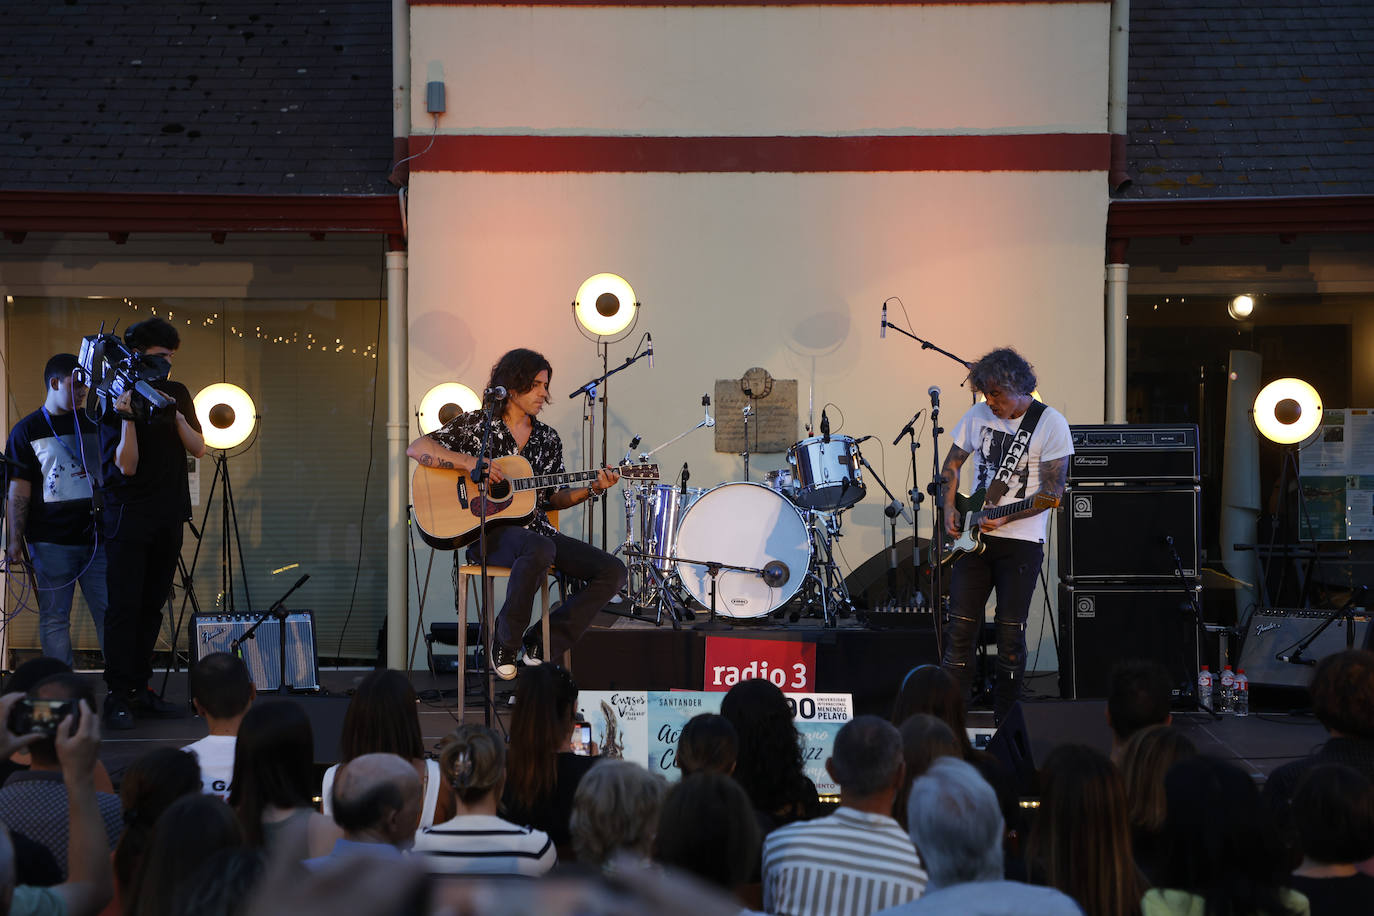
[1277,651,1316,667]
[893,409,924,446]
[484,386,507,399]
[621,435,641,465]
[928,385,941,408]
[702,393,715,428]
[681,462,690,498]
[821,409,831,444]
[881,302,887,339]
[762,560,790,588]
[647,333,654,369]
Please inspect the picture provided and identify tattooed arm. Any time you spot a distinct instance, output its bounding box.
[979,454,1069,532]
[6,478,30,564]
[940,445,969,537]
[405,434,506,482]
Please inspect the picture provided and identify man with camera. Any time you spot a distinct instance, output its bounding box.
[95,318,205,730]
[5,354,109,667]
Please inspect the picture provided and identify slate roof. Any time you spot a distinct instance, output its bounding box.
[1117,0,1374,200]
[0,1,393,196]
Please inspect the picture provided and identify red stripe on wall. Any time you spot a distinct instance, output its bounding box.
[410,134,1109,173]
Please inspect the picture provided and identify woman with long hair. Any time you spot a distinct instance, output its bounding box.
[719,678,819,835]
[319,669,451,834]
[1144,755,1308,916]
[127,794,245,916]
[110,748,202,916]
[892,713,962,829]
[501,664,598,850]
[1027,744,1146,916]
[1118,724,1197,884]
[412,724,556,877]
[228,700,340,859]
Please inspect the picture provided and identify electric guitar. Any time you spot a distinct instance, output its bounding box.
[411,455,659,550]
[936,488,1061,566]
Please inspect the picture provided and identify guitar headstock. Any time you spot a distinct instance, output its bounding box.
[620,464,660,481]
[1033,493,1061,511]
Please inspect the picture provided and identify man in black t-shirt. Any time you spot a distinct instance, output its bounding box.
[97,318,206,730]
[5,354,109,666]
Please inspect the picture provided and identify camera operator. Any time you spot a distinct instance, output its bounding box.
[97,318,205,730]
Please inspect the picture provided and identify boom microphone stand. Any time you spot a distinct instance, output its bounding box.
[230,573,309,693]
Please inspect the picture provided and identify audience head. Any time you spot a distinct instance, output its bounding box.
[828,715,904,799]
[720,678,805,816]
[570,760,666,868]
[331,753,423,847]
[25,672,97,768]
[130,794,244,916]
[1028,744,1141,916]
[2,656,70,695]
[906,756,1004,889]
[1106,659,1173,744]
[1158,756,1290,915]
[228,700,315,846]
[507,664,579,805]
[1292,763,1374,866]
[675,713,737,777]
[654,771,760,891]
[114,748,203,891]
[1310,648,1374,739]
[125,316,181,354]
[1118,724,1196,836]
[170,848,265,916]
[339,668,425,763]
[890,665,975,759]
[439,724,506,807]
[894,714,961,827]
[188,653,255,724]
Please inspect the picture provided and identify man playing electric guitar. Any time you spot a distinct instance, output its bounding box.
[407,348,626,680]
[936,348,1073,723]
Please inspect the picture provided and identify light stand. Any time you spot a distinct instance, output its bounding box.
[571,273,641,552]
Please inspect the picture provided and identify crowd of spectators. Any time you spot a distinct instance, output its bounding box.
[1,648,1371,916]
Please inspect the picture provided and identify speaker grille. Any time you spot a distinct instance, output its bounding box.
[193,612,319,691]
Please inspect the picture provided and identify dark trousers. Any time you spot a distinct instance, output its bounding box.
[468,526,627,661]
[940,535,1043,723]
[103,510,183,695]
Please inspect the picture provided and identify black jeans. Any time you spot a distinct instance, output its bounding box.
[466,526,627,661]
[103,509,184,695]
[940,535,1043,723]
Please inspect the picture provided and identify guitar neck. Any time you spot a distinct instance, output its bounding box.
[508,469,602,492]
[977,494,1040,522]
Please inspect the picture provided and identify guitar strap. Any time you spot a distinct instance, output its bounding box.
[985,399,1046,505]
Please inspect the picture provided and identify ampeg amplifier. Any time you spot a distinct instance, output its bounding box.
[1068,424,1200,483]
[1237,607,1373,688]
[193,612,320,691]
[1059,584,1201,700]
[1059,486,1200,581]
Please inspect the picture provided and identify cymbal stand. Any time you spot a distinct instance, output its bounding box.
[856,450,915,607]
[794,510,851,628]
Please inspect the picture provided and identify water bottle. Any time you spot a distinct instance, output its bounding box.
[1197,665,1213,711]
[1219,665,1236,715]
[1234,669,1249,717]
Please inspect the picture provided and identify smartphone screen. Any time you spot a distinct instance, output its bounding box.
[571,722,593,756]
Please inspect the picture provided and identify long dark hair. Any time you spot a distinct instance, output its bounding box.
[720,679,806,818]
[1158,756,1302,916]
[115,749,203,910]
[227,701,315,846]
[486,348,553,411]
[891,665,976,761]
[130,794,243,916]
[339,669,425,762]
[506,665,578,806]
[1027,744,1145,916]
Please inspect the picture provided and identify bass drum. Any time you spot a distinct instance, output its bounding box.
[672,482,811,619]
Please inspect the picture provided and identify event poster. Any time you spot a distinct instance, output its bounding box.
[1300,408,1374,540]
[576,690,650,764]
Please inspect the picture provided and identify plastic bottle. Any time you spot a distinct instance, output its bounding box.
[1234,669,1249,717]
[1219,665,1236,715]
[1197,665,1213,711]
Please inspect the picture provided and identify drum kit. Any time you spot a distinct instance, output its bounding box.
[616,415,870,627]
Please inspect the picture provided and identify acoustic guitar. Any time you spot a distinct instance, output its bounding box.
[935,488,1061,566]
[412,455,659,550]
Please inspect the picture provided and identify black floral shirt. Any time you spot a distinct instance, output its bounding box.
[428,409,565,537]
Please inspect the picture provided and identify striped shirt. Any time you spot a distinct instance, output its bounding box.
[763,806,927,916]
[411,814,556,878]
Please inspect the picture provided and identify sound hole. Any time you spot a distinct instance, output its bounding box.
[486,479,511,500]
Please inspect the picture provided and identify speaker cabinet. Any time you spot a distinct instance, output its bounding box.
[193,612,320,691]
[1058,584,1200,700]
[1237,607,1373,688]
[987,699,1111,797]
[1059,486,1200,581]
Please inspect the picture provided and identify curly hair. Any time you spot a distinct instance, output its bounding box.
[1310,649,1374,738]
[486,349,553,407]
[124,317,181,353]
[720,679,808,819]
[967,347,1037,397]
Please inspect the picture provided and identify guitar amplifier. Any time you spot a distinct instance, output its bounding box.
[193,612,320,691]
[1059,486,1200,581]
[1059,584,1201,700]
[1237,607,1373,688]
[1068,424,1199,483]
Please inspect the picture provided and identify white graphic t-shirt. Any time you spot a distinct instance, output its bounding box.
[950,401,1073,544]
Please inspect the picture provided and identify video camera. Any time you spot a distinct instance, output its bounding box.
[77,328,176,423]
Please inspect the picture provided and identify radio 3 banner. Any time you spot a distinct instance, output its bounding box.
[703,635,817,692]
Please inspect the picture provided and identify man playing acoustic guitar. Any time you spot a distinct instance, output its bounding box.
[407,348,626,680]
[936,348,1073,723]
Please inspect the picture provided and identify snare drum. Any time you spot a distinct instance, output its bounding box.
[672,482,812,619]
[788,435,866,511]
[640,483,703,571]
